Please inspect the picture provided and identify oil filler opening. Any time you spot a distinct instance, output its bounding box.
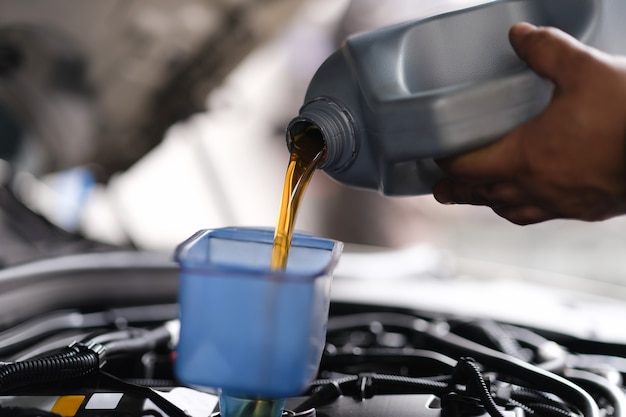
[287,97,356,171]
[287,120,327,166]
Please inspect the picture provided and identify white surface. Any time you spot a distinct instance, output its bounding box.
[149,387,219,416]
[332,248,626,343]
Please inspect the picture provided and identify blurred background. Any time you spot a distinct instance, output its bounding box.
[1,0,626,303]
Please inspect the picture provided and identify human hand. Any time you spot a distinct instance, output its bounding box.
[433,22,626,225]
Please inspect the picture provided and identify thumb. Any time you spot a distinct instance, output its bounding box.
[509,22,589,88]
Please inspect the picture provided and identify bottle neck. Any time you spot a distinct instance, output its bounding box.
[286,98,355,172]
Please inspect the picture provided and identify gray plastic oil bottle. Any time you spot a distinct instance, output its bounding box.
[286,0,599,195]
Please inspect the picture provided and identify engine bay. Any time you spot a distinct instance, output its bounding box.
[0,198,623,417]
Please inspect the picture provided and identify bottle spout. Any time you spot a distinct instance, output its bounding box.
[286,119,325,160]
[286,98,355,172]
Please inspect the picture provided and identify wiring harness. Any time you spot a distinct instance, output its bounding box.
[0,320,188,417]
[0,304,624,417]
[295,308,626,417]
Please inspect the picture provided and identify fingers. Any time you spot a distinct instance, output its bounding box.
[492,205,555,225]
[432,180,555,225]
[508,22,591,89]
[433,180,524,207]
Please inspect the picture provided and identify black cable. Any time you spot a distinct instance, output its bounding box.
[0,328,183,416]
[326,312,598,417]
[564,368,626,417]
[506,398,536,415]
[458,320,533,362]
[81,328,145,346]
[325,312,601,417]
[124,378,179,388]
[365,373,450,395]
[307,374,359,389]
[321,347,457,376]
[500,325,568,372]
[0,310,110,358]
[0,305,178,361]
[524,402,578,417]
[453,358,505,417]
[0,343,101,394]
[0,321,174,395]
[296,372,452,412]
[101,326,171,357]
[510,385,577,415]
[501,324,552,350]
[568,353,626,379]
[537,355,569,374]
[97,371,189,417]
[425,323,600,417]
[301,364,588,417]
[293,380,346,413]
[326,312,419,333]
[10,331,90,362]
[11,310,177,362]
